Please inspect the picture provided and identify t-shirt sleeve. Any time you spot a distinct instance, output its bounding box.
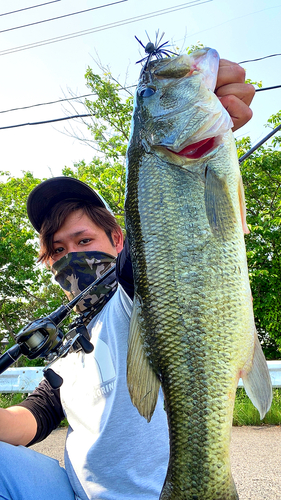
[17,378,65,446]
[116,238,134,300]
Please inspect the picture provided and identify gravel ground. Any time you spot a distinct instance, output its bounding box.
[31,426,281,499]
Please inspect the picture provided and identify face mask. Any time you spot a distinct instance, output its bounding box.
[52,251,117,319]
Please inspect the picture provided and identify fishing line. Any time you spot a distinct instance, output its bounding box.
[239,124,281,164]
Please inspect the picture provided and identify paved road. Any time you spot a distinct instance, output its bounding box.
[31,426,281,499]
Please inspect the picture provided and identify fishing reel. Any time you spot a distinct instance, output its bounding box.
[0,265,116,389]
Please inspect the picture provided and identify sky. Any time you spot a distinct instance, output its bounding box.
[0,0,280,180]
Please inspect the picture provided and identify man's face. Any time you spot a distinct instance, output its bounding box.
[49,209,123,265]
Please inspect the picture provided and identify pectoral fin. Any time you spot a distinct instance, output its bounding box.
[241,330,272,419]
[127,295,160,422]
[204,167,237,239]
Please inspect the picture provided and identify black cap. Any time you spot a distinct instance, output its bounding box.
[27,177,108,232]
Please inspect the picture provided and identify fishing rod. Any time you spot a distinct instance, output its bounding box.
[239,123,281,164]
[0,265,116,388]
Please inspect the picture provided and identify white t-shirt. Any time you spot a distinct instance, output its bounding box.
[54,285,169,499]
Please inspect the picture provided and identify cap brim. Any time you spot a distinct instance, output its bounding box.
[27,177,107,232]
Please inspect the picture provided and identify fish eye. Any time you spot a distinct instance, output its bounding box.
[140,86,156,97]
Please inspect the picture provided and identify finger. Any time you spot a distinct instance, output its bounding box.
[216,82,256,107]
[219,94,253,131]
[216,59,246,89]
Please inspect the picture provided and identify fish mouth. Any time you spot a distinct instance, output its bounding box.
[167,136,220,159]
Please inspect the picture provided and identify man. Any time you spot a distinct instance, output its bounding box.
[0,61,255,499]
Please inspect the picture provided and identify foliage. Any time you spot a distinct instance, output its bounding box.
[266,110,281,148]
[63,157,126,229]
[237,115,281,358]
[186,41,204,54]
[0,172,66,363]
[0,392,27,408]
[245,78,262,88]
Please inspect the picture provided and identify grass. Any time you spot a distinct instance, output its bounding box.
[1,389,281,426]
[0,392,27,408]
[233,387,281,426]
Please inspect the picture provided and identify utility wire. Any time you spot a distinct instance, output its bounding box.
[0,93,96,115]
[0,1,61,17]
[1,111,281,146]
[0,1,212,56]
[0,114,92,130]
[239,124,281,164]
[0,82,279,116]
[0,1,128,35]
[239,54,281,64]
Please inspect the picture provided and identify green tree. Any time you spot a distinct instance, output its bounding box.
[0,172,65,363]
[237,115,281,358]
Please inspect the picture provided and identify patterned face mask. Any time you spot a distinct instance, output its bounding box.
[52,251,117,320]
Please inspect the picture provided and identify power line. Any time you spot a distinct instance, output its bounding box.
[0,94,96,115]
[0,114,92,130]
[0,1,212,56]
[0,81,279,116]
[0,94,280,135]
[239,54,281,64]
[0,1,128,35]
[0,83,136,114]
[0,1,61,17]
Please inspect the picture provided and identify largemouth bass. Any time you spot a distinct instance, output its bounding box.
[125,47,272,499]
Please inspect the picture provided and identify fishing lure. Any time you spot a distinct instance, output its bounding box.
[135,30,178,74]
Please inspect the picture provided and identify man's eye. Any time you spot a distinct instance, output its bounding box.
[79,239,91,245]
[54,247,64,254]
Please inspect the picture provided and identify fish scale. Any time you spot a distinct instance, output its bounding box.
[125,48,272,499]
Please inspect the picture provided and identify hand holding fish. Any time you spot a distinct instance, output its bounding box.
[216,59,255,131]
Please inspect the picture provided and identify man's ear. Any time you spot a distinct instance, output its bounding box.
[112,227,124,254]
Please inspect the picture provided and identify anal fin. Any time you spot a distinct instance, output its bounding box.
[241,330,272,419]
